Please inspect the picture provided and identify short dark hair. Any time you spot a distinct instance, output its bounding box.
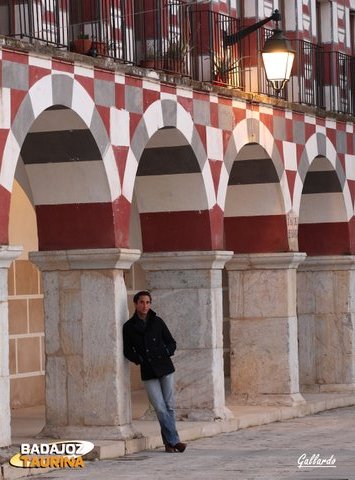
[133,290,152,304]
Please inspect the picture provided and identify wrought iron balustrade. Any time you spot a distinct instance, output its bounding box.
[322,50,355,115]
[0,1,355,115]
[136,0,191,76]
[0,0,69,47]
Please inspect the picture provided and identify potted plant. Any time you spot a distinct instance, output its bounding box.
[164,38,191,73]
[91,39,108,56]
[72,34,92,55]
[212,55,242,86]
[140,42,163,69]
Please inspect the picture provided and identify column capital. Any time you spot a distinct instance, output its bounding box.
[0,245,23,268]
[140,251,234,271]
[29,248,141,271]
[298,255,355,271]
[226,252,307,271]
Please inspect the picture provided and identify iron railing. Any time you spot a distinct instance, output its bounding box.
[68,0,136,62]
[1,1,355,115]
[322,50,355,115]
[136,0,192,76]
[189,9,243,88]
[0,0,69,47]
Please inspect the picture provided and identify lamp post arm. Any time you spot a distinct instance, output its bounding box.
[223,9,281,47]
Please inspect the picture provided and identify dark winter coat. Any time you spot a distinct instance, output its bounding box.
[122,309,176,381]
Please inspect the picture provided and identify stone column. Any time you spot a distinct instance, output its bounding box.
[29,248,140,440]
[0,246,23,447]
[140,251,233,421]
[226,253,306,406]
[298,256,355,393]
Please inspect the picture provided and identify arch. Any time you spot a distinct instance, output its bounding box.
[220,118,291,253]
[0,73,121,249]
[294,132,352,220]
[1,73,120,201]
[122,99,220,252]
[122,99,215,208]
[218,117,291,214]
[296,134,352,255]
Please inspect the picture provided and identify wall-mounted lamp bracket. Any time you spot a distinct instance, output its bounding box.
[223,9,281,47]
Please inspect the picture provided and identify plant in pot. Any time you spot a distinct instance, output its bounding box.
[140,42,163,69]
[72,33,92,55]
[164,38,191,73]
[212,55,242,86]
[91,39,108,56]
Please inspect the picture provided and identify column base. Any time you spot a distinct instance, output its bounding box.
[38,423,139,441]
[302,383,355,394]
[231,393,306,407]
[175,406,234,421]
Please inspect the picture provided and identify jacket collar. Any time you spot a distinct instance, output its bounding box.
[132,309,156,328]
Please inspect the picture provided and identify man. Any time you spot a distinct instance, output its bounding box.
[123,290,186,453]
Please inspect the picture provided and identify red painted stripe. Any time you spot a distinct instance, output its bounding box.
[224,215,289,253]
[0,129,10,172]
[11,89,28,123]
[74,75,95,100]
[96,105,110,135]
[52,60,74,73]
[349,217,355,253]
[29,66,51,88]
[3,50,29,64]
[36,203,116,250]
[0,186,11,244]
[112,195,131,248]
[209,204,224,250]
[140,211,214,252]
[299,222,350,255]
[95,70,114,82]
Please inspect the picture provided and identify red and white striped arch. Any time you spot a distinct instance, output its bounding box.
[122,99,215,207]
[0,73,120,250]
[218,117,292,253]
[218,117,291,214]
[122,99,219,252]
[295,132,353,255]
[293,132,352,220]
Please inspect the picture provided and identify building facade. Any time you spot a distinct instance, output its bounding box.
[1,0,355,446]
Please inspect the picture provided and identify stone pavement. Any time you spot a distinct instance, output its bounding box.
[2,392,355,480]
[23,406,355,480]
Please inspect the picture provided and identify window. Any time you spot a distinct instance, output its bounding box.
[316,1,322,43]
[350,10,355,55]
[70,1,100,25]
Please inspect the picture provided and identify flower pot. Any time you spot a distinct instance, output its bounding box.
[213,74,227,86]
[164,58,185,73]
[72,38,92,55]
[92,41,107,56]
[140,59,163,70]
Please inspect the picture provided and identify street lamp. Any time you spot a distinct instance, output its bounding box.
[224,10,295,94]
[261,26,295,93]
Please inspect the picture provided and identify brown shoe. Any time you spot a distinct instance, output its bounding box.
[173,442,187,452]
[165,444,175,453]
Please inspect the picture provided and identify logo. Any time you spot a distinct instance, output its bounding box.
[298,453,336,468]
[9,441,95,469]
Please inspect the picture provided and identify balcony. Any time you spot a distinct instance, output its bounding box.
[0,0,354,116]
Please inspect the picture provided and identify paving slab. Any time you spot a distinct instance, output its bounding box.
[10,405,355,480]
[2,392,355,480]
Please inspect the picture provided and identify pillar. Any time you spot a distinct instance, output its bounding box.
[0,246,23,447]
[226,253,306,406]
[29,248,140,440]
[298,256,355,392]
[140,251,233,421]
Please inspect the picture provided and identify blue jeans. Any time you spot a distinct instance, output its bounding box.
[143,373,180,446]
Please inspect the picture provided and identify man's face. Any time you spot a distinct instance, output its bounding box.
[135,295,151,318]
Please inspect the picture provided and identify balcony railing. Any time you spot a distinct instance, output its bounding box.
[0,1,354,116]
